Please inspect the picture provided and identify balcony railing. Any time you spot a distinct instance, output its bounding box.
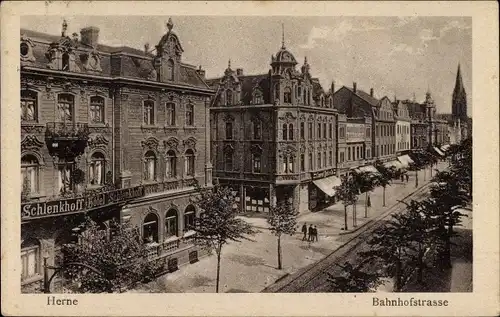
[45,122,90,158]
[143,179,199,196]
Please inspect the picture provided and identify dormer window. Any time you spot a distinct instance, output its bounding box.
[167,59,174,81]
[20,43,29,57]
[253,90,263,105]
[226,90,233,106]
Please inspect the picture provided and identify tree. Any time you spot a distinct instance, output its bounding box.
[354,171,377,218]
[62,217,163,293]
[327,260,384,292]
[267,199,299,270]
[361,212,415,291]
[335,174,358,230]
[373,160,393,207]
[191,184,257,293]
[427,170,469,268]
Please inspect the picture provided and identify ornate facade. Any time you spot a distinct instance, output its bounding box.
[207,39,338,213]
[20,19,213,292]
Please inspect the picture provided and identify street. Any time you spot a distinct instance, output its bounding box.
[128,163,450,293]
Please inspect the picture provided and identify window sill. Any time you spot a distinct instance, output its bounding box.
[164,235,180,243]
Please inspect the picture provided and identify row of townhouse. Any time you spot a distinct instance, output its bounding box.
[19,20,454,292]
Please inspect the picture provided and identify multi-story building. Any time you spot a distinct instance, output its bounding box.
[20,18,214,292]
[404,99,429,150]
[374,96,397,162]
[207,40,338,213]
[393,99,411,155]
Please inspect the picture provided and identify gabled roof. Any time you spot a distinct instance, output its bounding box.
[207,73,271,106]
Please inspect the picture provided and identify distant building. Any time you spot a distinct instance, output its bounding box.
[207,37,338,213]
[20,18,213,292]
[393,99,411,155]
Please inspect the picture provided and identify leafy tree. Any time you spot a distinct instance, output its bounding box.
[354,171,377,218]
[267,199,299,270]
[327,260,384,292]
[62,217,163,293]
[191,184,257,292]
[373,160,393,207]
[361,212,415,291]
[408,160,424,188]
[427,170,469,268]
[335,174,358,230]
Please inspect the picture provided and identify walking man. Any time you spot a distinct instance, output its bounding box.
[301,223,307,241]
[313,225,319,242]
[406,174,409,182]
[308,224,313,242]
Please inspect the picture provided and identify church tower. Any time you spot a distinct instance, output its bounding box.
[451,63,468,141]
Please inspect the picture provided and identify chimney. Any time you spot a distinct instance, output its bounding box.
[331,81,335,93]
[80,26,100,47]
[196,65,206,79]
[144,43,150,54]
[236,68,243,76]
[370,88,374,97]
[353,82,357,93]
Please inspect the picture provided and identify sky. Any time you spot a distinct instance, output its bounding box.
[22,16,472,114]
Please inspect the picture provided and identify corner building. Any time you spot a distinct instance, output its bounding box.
[20,19,213,292]
[207,41,338,213]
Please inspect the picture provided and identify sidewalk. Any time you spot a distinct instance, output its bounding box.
[128,162,448,293]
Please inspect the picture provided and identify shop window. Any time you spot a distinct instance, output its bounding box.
[89,152,106,185]
[185,103,194,126]
[184,149,195,176]
[165,209,178,238]
[90,96,105,123]
[21,90,37,122]
[57,94,74,122]
[165,102,176,126]
[165,150,177,178]
[21,155,40,195]
[21,238,41,281]
[184,205,196,232]
[143,213,159,243]
[143,100,155,125]
[144,150,157,181]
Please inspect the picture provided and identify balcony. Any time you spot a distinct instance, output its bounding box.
[45,122,90,158]
[143,178,199,196]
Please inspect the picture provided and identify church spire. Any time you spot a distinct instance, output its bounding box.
[281,23,285,49]
[454,63,465,93]
[452,63,467,119]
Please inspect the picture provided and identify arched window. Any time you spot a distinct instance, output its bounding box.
[21,238,40,281]
[184,205,196,232]
[143,213,159,243]
[21,155,40,195]
[225,121,233,140]
[253,90,263,105]
[288,156,294,173]
[89,152,106,185]
[308,153,313,170]
[252,153,261,173]
[288,124,294,140]
[90,96,104,123]
[165,209,178,238]
[184,149,195,176]
[300,122,305,139]
[224,150,233,171]
[226,90,233,106]
[144,150,156,181]
[282,124,288,140]
[57,94,74,122]
[21,90,37,122]
[165,150,177,178]
[62,53,70,71]
[185,103,194,126]
[253,121,262,140]
[284,87,292,104]
[143,100,155,125]
[165,102,176,126]
[167,59,174,81]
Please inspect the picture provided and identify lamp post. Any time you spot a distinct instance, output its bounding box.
[43,251,50,293]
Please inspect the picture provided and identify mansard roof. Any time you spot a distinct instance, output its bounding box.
[20,28,209,89]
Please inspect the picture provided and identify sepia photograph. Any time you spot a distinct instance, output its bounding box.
[19,14,472,294]
[1,1,498,316]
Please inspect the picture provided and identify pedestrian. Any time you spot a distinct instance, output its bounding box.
[308,224,313,242]
[406,174,409,182]
[313,225,319,242]
[401,173,404,182]
[301,223,307,241]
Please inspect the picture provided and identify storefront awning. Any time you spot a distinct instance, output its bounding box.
[313,175,342,197]
[433,146,445,157]
[397,155,414,168]
[358,165,381,176]
[384,160,403,170]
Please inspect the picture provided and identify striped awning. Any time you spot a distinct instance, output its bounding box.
[397,155,414,168]
[357,165,381,176]
[433,146,445,156]
[384,160,403,170]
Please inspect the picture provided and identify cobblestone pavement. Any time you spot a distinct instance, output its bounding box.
[129,163,449,293]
